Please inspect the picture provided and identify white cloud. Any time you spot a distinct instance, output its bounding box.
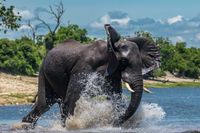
[158,19,165,24]
[167,15,183,25]
[90,14,109,28]
[196,33,200,40]
[14,9,33,20]
[90,13,130,28]
[19,25,31,30]
[111,17,130,26]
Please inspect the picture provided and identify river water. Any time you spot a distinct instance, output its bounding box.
[0,87,200,133]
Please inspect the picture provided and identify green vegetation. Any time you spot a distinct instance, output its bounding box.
[55,24,92,44]
[1,29,200,79]
[158,38,200,79]
[0,0,21,33]
[136,31,200,79]
[44,24,92,52]
[0,1,93,76]
[145,82,200,88]
[0,37,45,75]
[151,68,166,78]
[0,25,91,75]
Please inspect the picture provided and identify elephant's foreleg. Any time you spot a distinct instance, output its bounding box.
[59,102,68,127]
[60,89,82,127]
[59,74,84,127]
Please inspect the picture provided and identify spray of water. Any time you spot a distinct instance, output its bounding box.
[9,73,166,132]
[4,73,200,132]
[65,73,113,129]
[65,73,166,130]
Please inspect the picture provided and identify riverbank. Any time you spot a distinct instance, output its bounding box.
[0,72,200,105]
[144,72,200,88]
[0,72,37,105]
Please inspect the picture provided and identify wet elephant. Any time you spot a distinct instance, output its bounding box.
[21,24,160,128]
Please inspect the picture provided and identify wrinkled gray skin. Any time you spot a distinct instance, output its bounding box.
[22,24,160,128]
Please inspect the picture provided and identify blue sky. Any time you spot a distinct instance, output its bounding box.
[5,0,200,24]
[2,0,200,47]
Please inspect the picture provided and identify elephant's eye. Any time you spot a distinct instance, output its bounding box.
[120,45,129,51]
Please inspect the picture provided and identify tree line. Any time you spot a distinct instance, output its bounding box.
[0,0,199,78]
[0,28,199,79]
[0,24,92,75]
[136,31,200,79]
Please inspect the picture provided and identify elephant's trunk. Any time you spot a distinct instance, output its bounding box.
[114,77,143,126]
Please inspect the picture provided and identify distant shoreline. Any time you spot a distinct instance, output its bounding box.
[144,72,200,88]
[0,72,199,105]
[144,80,200,88]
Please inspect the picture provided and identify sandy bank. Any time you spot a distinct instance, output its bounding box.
[0,72,37,105]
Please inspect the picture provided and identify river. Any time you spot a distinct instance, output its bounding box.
[0,87,200,133]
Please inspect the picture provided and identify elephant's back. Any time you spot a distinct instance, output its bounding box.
[43,39,107,74]
[43,40,87,74]
[54,39,84,51]
[47,40,84,57]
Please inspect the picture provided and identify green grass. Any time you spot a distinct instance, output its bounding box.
[9,93,28,99]
[144,82,200,88]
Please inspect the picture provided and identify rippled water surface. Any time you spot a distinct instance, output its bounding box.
[1,87,200,133]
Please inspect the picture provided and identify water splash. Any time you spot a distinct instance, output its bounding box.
[65,73,166,130]
[65,73,114,129]
[66,97,113,129]
[3,73,170,132]
[123,102,166,129]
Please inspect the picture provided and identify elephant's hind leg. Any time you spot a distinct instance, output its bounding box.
[22,69,55,128]
[21,101,51,128]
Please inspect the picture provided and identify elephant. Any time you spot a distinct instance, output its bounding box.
[21,24,160,128]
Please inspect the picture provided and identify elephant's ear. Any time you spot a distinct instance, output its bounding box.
[104,24,121,46]
[127,37,161,75]
[104,24,121,76]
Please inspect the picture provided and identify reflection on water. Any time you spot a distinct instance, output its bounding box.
[0,74,200,133]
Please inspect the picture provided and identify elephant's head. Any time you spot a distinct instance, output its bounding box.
[104,24,161,126]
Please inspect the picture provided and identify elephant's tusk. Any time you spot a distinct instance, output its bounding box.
[143,87,153,93]
[125,82,135,93]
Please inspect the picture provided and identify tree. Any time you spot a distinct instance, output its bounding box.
[0,0,21,33]
[55,24,92,44]
[157,37,200,78]
[135,31,200,79]
[26,20,38,43]
[135,30,154,41]
[35,2,64,53]
[135,31,167,78]
[0,37,45,75]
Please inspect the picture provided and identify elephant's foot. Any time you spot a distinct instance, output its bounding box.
[11,122,35,130]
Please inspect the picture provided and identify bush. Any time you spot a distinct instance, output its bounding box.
[152,68,166,78]
[137,32,200,79]
[55,24,92,44]
[157,38,200,79]
[0,37,45,75]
